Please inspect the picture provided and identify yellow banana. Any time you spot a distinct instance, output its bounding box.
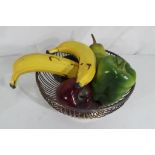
[47,41,96,87]
[10,53,78,89]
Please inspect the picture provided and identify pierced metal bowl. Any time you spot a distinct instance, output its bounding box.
[36,50,135,119]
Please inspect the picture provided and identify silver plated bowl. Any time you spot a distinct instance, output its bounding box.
[36,50,135,119]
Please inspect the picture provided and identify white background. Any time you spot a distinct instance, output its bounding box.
[0,26,155,55]
[0,26,154,128]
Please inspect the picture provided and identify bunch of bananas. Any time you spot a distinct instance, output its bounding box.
[10,41,96,89]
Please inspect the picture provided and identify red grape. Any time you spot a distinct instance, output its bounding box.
[56,78,93,109]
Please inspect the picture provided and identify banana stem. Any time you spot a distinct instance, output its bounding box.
[91,34,97,44]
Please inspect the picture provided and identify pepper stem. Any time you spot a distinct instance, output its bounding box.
[119,60,126,70]
[121,61,126,70]
[91,34,97,44]
[115,56,119,66]
[115,57,126,70]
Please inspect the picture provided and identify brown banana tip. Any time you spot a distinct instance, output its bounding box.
[10,83,16,89]
[46,50,50,54]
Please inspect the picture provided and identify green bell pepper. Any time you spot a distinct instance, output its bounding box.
[92,55,136,105]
